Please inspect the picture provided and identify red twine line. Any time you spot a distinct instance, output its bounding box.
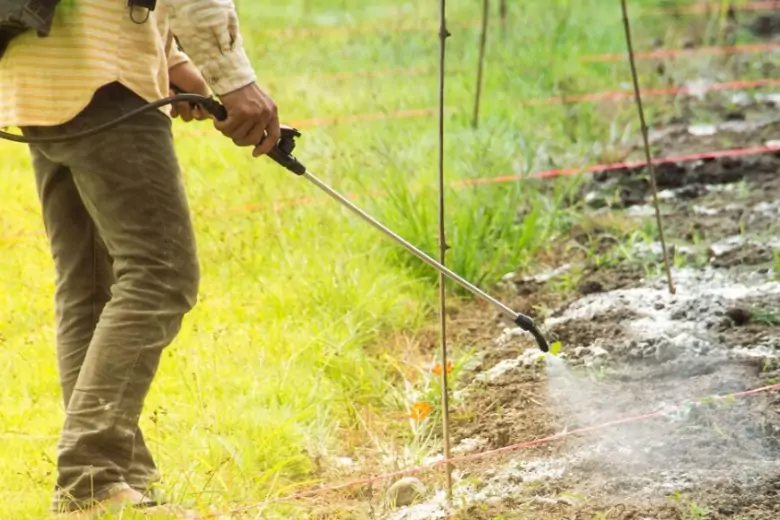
[3,144,780,242]
[256,2,780,38]
[207,380,780,517]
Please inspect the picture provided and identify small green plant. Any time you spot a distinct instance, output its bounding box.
[687,501,712,520]
[669,491,713,520]
[548,264,585,294]
[773,249,780,281]
[586,364,609,383]
[750,308,780,327]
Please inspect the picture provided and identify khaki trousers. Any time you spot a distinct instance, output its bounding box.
[20,82,200,512]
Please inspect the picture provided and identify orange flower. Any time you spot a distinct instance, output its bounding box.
[409,402,433,420]
[431,362,453,376]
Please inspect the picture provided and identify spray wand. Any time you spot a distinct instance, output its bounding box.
[253,123,549,352]
[221,117,550,352]
[0,91,550,353]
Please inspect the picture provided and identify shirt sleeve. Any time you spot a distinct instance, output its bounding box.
[163,0,257,96]
[166,34,190,70]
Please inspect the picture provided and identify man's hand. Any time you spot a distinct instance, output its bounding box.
[215,82,280,158]
[169,61,211,122]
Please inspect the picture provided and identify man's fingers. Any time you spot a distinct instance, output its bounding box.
[245,111,272,149]
[193,106,209,121]
[231,120,259,146]
[214,116,242,138]
[245,125,266,150]
[253,115,281,157]
[180,104,194,122]
[170,100,199,121]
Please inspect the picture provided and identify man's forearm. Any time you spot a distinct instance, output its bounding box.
[164,0,256,96]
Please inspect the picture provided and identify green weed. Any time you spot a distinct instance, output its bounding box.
[369,172,583,291]
[670,491,714,520]
[749,308,780,327]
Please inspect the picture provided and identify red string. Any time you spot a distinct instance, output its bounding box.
[582,42,780,63]
[521,78,780,106]
[648,0,780,15]
[248,143,780,212]
[285,78,780,127]
[280,77,778,129]
[205,380,780,517]
[281,44,780,84]
[255,2,780,38]
[290,107,445,129]
[2,144,779,242]
[466,143,780,185]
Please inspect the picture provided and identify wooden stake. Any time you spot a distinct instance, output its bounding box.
[473,0,490,129]
[437,0,454,501]
[620,0,676,295]
[500,0,507,40]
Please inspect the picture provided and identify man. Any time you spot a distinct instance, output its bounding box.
[0,0,278,517]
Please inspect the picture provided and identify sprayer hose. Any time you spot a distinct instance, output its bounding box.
[0,93,216,144]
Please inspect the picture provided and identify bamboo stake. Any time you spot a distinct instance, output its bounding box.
[500,0,507,40]
[620,0,676,295]
[437,0,454,501]
[473,0,490,128]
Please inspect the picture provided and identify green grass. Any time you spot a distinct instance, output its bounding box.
[0,0,771,518]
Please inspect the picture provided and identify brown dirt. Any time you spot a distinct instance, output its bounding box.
[546,308,637,351]
[581,138,780,212]
[711,243,776,268]
[452,365,554,452]
[749,12,780,39]
[575,264,646,296]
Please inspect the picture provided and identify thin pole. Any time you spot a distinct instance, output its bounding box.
[499,0,507,40]
[620,0,676,295]
[437,0,453,501]
[473,0,490,128]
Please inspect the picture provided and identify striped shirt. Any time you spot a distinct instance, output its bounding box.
[0,0,256,128]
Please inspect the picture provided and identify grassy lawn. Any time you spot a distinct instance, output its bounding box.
[0,0,763,517]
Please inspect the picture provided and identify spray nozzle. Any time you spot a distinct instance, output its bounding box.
[514,314,550,353]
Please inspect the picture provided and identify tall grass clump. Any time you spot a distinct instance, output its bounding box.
[364,119,587,292]
[369,172,585,292]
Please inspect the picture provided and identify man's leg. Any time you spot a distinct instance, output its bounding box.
[23,81,200,513]
[30,151,114,410]
[126,428,164,498]
[29,151,165,504]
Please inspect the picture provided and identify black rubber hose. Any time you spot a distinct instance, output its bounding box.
[0,93,221,144]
